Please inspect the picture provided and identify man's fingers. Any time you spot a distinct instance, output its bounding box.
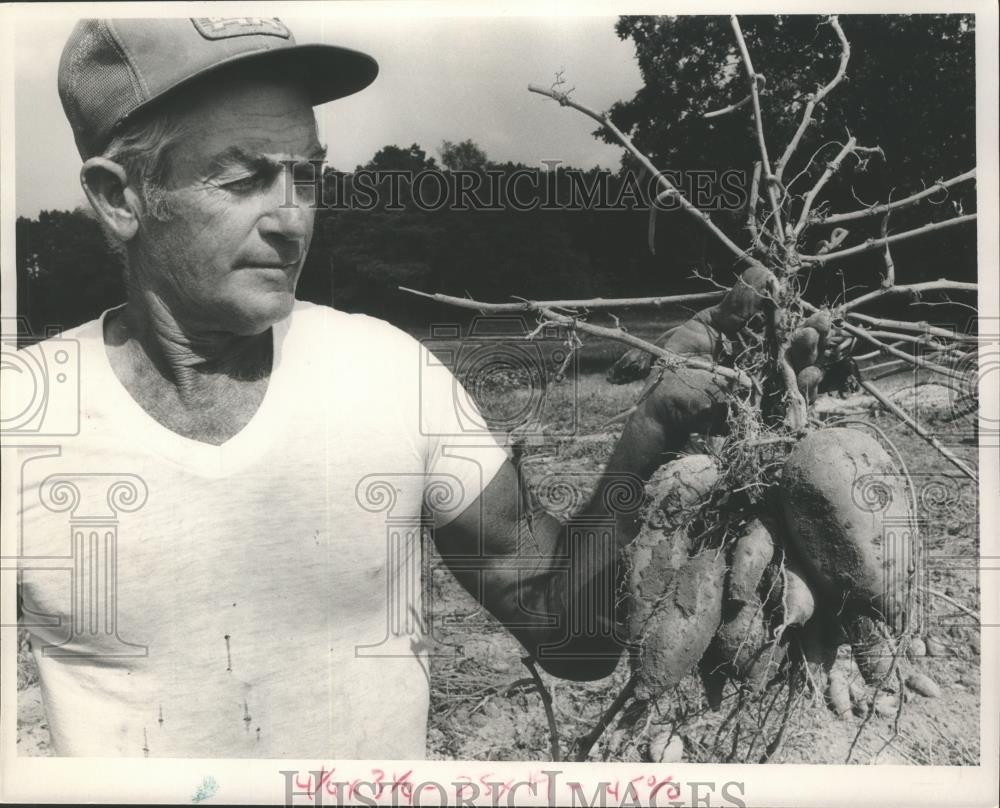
[788,326,821,369]
[796,365,825,404]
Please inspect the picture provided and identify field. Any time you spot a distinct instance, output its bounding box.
[15,329,982,764]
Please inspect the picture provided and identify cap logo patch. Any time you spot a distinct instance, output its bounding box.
[192,18,291,40]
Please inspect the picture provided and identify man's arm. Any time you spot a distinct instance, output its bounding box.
[432,365,734,681]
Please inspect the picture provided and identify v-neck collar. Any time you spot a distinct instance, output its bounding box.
[89,304,293,476]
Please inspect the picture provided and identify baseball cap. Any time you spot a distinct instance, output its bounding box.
[58,17,379,159]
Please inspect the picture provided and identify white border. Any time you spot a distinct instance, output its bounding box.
[1,2,997,806]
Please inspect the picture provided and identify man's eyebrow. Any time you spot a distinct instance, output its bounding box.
[209,143,329,172]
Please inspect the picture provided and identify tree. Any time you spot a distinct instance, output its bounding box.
[439,139,489,172]
[15,209,126,342]
[601,14,976,299]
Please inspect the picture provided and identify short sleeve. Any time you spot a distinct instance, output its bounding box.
[417,341,509,529]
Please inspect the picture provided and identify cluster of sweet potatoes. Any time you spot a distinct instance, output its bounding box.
[627,427,919,714]
[622,269,927,715]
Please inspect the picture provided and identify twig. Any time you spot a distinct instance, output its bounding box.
[528,83,758,267]
[841,279,978,312]
[759,683,801,762]
[799,214,978,265]
[855,375,978,482]
[399,286,725,311]
[523,656,562,761]
[923,586,980,622]
[776,16,851,181]
[784,140,842,194]
[820,169,977,224]
[731,16,785,244]
[703,94,752,119]
[873,667,907,760]
[572,675,638,761]
[847,628,908,764]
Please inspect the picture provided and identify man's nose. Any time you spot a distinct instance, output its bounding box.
[258,172,312,243]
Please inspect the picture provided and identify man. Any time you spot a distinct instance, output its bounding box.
[12,17,751,758]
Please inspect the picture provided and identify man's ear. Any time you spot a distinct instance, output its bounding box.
[80,158,142,242]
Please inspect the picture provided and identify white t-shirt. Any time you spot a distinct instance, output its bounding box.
[11,300,507,758]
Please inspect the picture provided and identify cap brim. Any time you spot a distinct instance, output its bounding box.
[119,42,378,134]
[267,43,380,105]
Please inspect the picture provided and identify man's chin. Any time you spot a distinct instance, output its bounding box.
[224,292,296,336]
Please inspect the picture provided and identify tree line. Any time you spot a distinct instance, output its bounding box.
[15,14,976,345]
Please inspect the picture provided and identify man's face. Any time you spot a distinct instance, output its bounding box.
[131,75,324,336]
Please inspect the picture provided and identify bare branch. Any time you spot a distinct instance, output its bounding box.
[703,94,752,119]
[528,83,758,268]
[731,15,786,245]
[820,169,977,225]
[855,376,978,483]
[841,279,978,312]
[400,287,752,387]
[747,161,762,246]
[855,343,906,363]
[538,307,751,387]
[793,136,857,237]
[776,16,851,180]
[841,321,966,380]
[880,211,896,288]
[846,311,979,343]
[863,329,941,345]
[799,214,978,265]
[399,286,725,311]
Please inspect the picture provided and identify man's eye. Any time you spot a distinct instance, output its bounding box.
[222,174,266,193]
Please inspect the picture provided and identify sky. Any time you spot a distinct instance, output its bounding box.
[11,12,642,217]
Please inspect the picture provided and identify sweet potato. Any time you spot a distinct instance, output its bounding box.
[628,527,690,634]
[826,657,853,719]
[727,519,776,604]
[652,454,719,529]
[780,558,816,629]
[779,427,914,629]
[633,548,726,699]
[847,615,897,687]
[628,455,719,633]
[905,672,941,698]
[712,597,768,676]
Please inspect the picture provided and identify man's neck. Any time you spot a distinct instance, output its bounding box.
[107,291,273,400]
